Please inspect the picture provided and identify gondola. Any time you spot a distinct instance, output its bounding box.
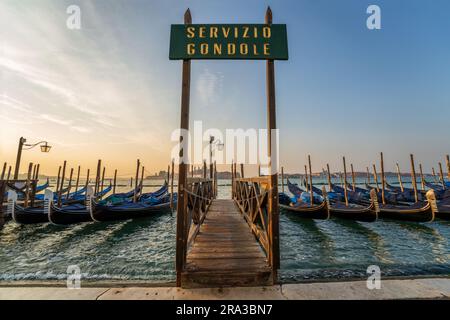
[49,184,168,225]
[331,183,370,205]
[422,180,450,200]
[90,193,174,222]
[323,188,379,222]
[436,196,450,220]
[3,179,50,200]
[377,190,438,223]
[10,186,112,224]
[279,183,330,220]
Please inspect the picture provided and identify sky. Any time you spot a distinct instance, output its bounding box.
[1,0,450,177]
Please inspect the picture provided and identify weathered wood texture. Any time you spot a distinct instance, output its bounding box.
[182,199,272,288]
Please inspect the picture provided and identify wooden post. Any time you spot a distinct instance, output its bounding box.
[366,166,371,184]
[439,162,445,189]
[410,154,418,203]
[240,163,244,179]
[100,167,106,194]
[85,169,90,188]
[66,168,74,199]
[396,163,404,192]
[231,162,234,198]
[140,166,144,197]
[35,164,40,182]
[446,155,450,180]
[304,165,309,192]
[175,7,192,288]
[432,167,438,183]
[13,137,25,180]
[265,6,280,275]
[191,164,194,178]
[32,165,36,182]
[258,164,261,177]
[134,159,140,202]
[130,177,133,187]
[350,164,356,191]
[419,164,425,190]
[58,161,67,206]
[372,164,379,191]
[6,166,11,181]
[24,162,33,207]
[74,166,80,193]
[1,162,6,180]
[308,155,313,206]
[203,160,207,179]
[343,157,349,206]
[170,159,175,209]
[326,164,332,190]
[55,166,61,192]
[214,161,217,197]
[380,152,386,205]
[94,160,101,195]
[281,167,285,193]
[113,169,117,194]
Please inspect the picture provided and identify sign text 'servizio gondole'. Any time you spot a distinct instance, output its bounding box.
[169,24,288,60]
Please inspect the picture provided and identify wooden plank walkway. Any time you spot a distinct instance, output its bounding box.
[181,199,272,288]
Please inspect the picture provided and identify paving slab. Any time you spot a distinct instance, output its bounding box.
[0,278,449,300]
[98,286,284,300]
[0,287,109,300]
[282,279,450,300]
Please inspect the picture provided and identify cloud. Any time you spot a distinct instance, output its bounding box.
[196,68,224,106]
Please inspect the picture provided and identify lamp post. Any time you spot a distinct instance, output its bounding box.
[208,135,224,179]
[13,137,51,180]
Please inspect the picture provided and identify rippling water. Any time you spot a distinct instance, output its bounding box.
[0,178,449,283]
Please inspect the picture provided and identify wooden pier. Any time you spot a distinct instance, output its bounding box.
[174,8,280,288]
[181,199,272,288]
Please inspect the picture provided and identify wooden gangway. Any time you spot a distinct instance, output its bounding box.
[176,176,279,288]
[181,199,272,288]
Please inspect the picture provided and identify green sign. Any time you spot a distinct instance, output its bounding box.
[169,24,288,60]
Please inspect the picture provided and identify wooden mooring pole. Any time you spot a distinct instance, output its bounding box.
[265,6,280,277]
[170,159,175,209]
[380,152,386,205]
[175,7,192,288]
[410,154,418,203]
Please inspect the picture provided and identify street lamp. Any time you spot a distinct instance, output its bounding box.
[13,137,51,179]
[209,136,224,179]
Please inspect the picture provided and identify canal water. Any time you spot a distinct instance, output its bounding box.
[0,178,449,283]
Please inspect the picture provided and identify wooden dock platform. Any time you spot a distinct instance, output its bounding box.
[181,199,273,288]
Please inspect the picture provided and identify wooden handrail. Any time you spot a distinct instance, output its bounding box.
[232,176,279,274]
[176,178,214,276]
[235,177,270,183]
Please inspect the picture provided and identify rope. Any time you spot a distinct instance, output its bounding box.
[234,188,273,202]
[184,189,214,202]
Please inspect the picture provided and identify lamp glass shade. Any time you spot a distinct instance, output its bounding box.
[40,144,51,153]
